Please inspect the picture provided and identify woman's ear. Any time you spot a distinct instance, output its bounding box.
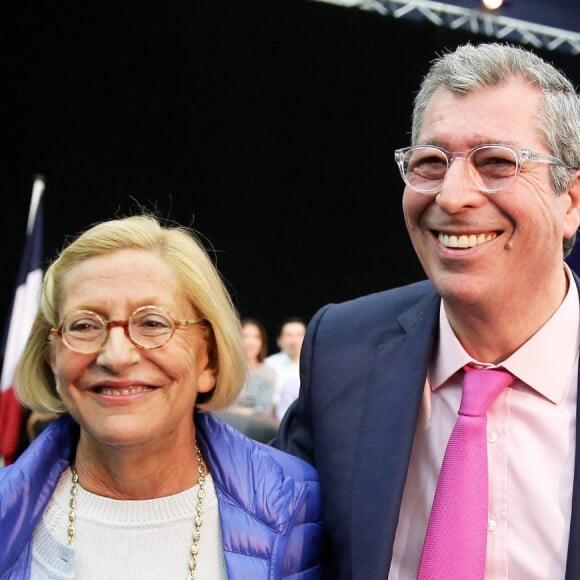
[197,337,218,395]
[197,364,217,394]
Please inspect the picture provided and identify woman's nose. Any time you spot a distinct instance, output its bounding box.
[95,326,140,369]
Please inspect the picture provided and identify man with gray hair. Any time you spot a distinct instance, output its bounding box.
[274,42,580,579]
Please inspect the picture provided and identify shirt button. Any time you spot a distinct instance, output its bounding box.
[487,431,498,444]
[488,518,497,532]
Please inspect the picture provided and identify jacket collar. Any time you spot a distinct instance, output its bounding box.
[195,411,313,532]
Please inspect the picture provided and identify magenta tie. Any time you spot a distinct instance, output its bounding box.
[417,367,514,580]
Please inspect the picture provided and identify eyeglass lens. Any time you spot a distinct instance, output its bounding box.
[402,145,519,193]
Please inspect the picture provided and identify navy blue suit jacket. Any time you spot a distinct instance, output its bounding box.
[274,278,580,580]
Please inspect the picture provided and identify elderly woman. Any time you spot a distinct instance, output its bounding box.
[0,215,324,579]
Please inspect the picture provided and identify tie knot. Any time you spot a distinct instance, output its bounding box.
[459,367,514,417]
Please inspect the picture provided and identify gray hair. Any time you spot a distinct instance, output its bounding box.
[412,42,580,256]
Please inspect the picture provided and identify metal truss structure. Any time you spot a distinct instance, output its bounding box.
[313,0,580,55]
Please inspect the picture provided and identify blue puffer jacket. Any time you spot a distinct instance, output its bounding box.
[0,412,324,579]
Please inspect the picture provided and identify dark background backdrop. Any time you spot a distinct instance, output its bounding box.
[2,0,580,350]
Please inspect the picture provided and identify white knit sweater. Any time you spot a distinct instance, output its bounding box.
[31,468,227,579]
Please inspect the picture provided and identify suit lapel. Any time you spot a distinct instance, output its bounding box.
[351,290,439,580]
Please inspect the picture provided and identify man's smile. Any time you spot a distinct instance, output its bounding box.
[437,232,498,249]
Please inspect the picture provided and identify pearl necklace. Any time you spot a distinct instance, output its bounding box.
[68,442,206,580]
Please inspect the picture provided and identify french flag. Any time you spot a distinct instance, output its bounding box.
[0,176,45,466]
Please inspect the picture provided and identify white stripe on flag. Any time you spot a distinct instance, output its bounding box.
[0,268,43,391]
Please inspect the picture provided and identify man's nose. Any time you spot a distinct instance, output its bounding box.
[435,159,487,213]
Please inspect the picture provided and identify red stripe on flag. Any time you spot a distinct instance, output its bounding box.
[0,388,23,463]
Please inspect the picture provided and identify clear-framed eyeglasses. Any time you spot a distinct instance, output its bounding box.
[394,144,571,194]
[50,305,205,354]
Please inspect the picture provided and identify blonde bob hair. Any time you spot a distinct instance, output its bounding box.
[16,214,247,413]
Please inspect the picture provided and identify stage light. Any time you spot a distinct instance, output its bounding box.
[482,0,504,9]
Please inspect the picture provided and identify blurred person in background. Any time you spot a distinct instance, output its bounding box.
[218,317,279,442]
[265,317,306,421]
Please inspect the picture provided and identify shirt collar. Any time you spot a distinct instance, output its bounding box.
[431,265,580,404]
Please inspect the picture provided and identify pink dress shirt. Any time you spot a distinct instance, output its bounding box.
[389,266,580,579]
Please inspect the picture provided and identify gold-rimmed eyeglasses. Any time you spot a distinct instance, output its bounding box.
[49,305,204,354]
[394,144,571,194]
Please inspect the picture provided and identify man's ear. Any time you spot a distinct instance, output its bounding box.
[563,170,580,241]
